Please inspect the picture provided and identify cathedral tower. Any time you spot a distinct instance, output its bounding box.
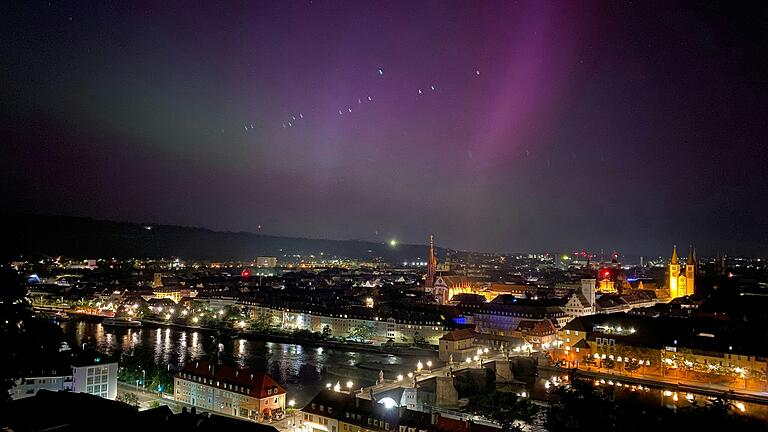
[669,246,680,298]
[685,247,696,296]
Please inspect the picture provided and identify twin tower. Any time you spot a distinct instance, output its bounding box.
[669,245,695,299]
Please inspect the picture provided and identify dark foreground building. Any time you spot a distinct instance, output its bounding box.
[0,389,279,432]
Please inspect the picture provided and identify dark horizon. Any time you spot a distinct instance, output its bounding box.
[0,213,748,261]
[2,1,767,256]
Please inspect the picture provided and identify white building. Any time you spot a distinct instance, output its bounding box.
[71,357,118,400]
[9,354,118,401]
[9,372,72,400]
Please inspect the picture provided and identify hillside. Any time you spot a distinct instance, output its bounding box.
[0,214,445,263]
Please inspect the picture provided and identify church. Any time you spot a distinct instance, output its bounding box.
[424,235,472,304]
[668,245,696,299]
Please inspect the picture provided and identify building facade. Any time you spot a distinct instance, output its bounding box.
[174,361,286,421]
[668,246,695,300]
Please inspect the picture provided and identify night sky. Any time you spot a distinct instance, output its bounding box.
[2,1,767,256]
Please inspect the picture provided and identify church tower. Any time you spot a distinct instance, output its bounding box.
[669,246,680,298]
[425,235,437,289]
[685,247,696,296]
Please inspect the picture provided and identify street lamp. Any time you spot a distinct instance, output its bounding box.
[288,399,296,428]
[416,361,423,372]
[346,381,353,392]
[426,361,432,370]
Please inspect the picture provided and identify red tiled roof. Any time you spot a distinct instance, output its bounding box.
[439,328,475,341]
[178,360,285,399]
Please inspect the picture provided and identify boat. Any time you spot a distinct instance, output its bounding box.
[102,316,142,328]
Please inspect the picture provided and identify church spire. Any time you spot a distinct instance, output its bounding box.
[671,245,678,264]
[429,235,435,266]
[687,246,696,265]
[426,235,437,288]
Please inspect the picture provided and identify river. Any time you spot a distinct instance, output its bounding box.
[60,321,436,406]
[59,321,768,420]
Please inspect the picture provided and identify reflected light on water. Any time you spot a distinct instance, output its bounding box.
[59,322,434,407]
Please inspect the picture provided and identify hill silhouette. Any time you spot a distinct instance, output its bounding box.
[0,214,445,263]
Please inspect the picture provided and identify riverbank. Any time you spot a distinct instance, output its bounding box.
[570,368,768,405]
[136,318,438,357]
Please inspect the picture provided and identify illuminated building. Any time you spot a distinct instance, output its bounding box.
[668,246,695,299]
[438,328,477,362]
[240,300,458,345]
[150,287,197,304]
[300,389,434,432]
[13,352,120,401]
[175,360,286,421]
[256,256,278,268]
[597,268,619,294]
[456,296,568,344]
[564,279,596,320]
[556,312,768,391]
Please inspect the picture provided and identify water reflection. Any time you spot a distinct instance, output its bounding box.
[60,322,429,406]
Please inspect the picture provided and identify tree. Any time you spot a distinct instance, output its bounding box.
[0,267,65,404]
[350,323,374,341]
[252,310,275,332]
[117,392,140,407]
[467,391,539,432]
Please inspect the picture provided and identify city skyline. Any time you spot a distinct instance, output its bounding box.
[2,2,767,255]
